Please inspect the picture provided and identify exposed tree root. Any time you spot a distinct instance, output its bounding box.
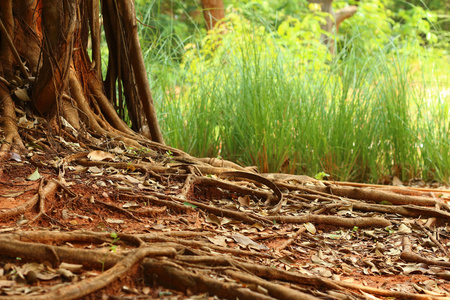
[0,180,58,219]
[219,171,283,205]
[1,126,449,298]
[401,237,450,268]
[0,240,177,300]
[224,269,321,300]
[330,180,450,199]
[145,259,280,300]
[180,174,275,202]
[0,87,25,160]
[342,201,450,220]
[1,136,450,299]
[29,179,46,223]
[0,231,448,299]
[38,247,160,300]
[268,214,391,228]
[324,185,447,208]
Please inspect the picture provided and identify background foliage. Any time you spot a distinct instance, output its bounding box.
[130,0,449,184]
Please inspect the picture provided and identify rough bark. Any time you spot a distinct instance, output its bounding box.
[116,0,164,144]
[32,0,77,115]
[88,0,102,81]
[0,1,14,78]
[102,0,164,142]
[0,0,165,155]
[12,0,42,73]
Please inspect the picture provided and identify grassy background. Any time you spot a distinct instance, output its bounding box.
[135,1,450,184]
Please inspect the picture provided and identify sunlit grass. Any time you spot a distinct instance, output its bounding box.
[137,7,450,184]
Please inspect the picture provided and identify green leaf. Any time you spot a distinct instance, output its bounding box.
[314,172,330,180]
[385,226,395,234]
[328,234,341,239]
[183,202,197,208]
[27,168,41,181]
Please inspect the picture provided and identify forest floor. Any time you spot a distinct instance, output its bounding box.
[1,126,450,300]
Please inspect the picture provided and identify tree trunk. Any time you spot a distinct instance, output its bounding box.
[309,0,357,55]
[32,0,77,115]
[201,0,225,31]
[117,0,164,144]
[0,0,165,159]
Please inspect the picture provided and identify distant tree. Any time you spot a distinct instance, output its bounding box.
[309,0,358,54]
[201,0,225,31]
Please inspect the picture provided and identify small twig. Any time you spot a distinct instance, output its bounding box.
[121,193,195,214]
[94,198,142,222]
[23,133,55,154]
[132,206,167,217]
[52,178,77,197]
[414,220,447,255]
[0,76,10,86]
[276,227,306,251]
[137,233,274,258]
[149,192,272,225]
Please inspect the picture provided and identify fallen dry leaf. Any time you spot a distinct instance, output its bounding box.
[87,150,115,162]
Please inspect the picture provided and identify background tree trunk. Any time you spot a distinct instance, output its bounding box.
[309,0,357,55]
[201,0,225,31]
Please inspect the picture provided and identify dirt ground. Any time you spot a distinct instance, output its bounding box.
[1,143,450,299]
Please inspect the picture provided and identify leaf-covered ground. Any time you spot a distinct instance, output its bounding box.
[1,118,450,299]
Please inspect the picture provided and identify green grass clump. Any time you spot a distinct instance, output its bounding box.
[139,6,450,184]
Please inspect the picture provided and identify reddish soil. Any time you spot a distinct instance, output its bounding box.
[1,151,450,299]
